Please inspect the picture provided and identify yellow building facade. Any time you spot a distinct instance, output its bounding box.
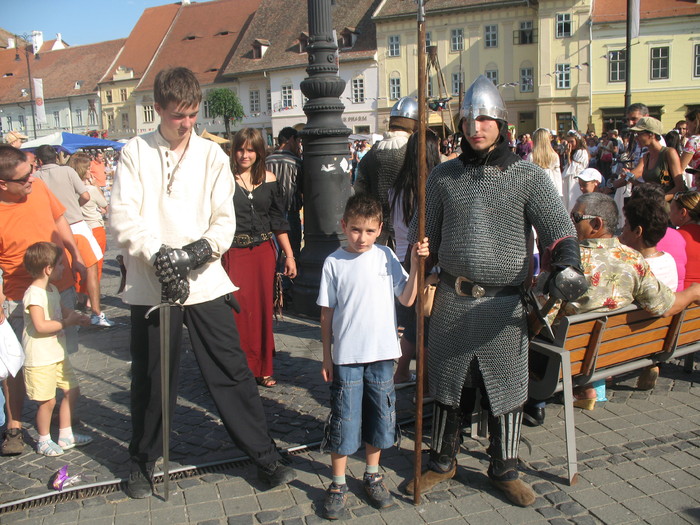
[591,11,700,133]
[99,67,138,139]
[373,0,593,136]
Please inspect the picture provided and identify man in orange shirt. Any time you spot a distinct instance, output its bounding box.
[0,145,86,456]
[90,151,107,189]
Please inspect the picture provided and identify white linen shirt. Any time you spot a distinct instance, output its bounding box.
[110,130,236,306]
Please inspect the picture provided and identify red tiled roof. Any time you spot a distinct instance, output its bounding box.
[0,39,125,105]
[374,0,528,19]
[135,0,262,92]
[223,0,380,77]
[592,0,700,23]
[102,3,180,81]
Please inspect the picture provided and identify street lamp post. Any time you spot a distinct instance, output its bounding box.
[293,0,352,317]
[15,34,40,139]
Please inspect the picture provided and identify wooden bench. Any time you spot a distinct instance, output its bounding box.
[528,302,700,485]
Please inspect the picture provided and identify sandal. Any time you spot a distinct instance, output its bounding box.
[256,376,277,388]
[58,433,93,450]
[38,439,64,456]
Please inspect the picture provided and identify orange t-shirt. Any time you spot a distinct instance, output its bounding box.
[0,179,75,300]
[90,160,107,187]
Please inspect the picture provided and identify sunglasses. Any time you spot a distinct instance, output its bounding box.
[570,212,599,223]
[0,165,34,185]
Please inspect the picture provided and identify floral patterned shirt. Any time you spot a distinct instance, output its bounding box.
[563,237,675,317]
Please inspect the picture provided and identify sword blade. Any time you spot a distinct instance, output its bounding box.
[159,305,171,501]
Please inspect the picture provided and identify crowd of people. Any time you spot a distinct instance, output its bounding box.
[1,67,699,521]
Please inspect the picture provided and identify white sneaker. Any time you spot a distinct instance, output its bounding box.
[91,312,116,327]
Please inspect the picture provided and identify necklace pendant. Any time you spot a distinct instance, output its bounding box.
[247,192,254,200]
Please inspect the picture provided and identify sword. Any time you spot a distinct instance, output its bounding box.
[145,288,178,501]
[524,288,558,342]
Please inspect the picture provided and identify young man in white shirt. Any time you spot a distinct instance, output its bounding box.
[110,67,295,499]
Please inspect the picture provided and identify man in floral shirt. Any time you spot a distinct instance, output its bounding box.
[559,192,699,318]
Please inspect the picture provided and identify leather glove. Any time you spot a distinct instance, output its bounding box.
[163,278,190,304]
[154,245,192,304]
[182,238,213,270]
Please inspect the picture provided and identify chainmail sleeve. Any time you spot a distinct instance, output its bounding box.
[524,163,576,249]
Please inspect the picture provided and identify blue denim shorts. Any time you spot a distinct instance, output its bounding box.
[323,360,397,456]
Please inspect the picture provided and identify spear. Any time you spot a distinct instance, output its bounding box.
[413,0,428,506]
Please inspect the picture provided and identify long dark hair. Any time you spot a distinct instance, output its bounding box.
[390,129,440,226]
[231,128,267,185]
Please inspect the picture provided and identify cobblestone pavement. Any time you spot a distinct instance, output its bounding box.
[1,236,699,524]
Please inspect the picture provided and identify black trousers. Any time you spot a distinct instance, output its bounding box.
[128,296,281,468]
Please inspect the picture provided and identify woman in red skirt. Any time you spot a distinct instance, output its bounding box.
[222,128,297,387]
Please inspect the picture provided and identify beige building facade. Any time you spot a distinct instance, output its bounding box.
[372,0,593,136]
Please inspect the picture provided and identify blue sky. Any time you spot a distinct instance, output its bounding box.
[4,0,215,47]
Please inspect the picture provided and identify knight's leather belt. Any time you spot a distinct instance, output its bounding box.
[233,232,273,248]
[440,272,520,299]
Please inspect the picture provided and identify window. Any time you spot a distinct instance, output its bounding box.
[555,14,572,38]
[75,109,83,126]
[452,71,464,95]
[250,89,260,113]
[281,84,293,108]
[105,90,113,103]
[120,88,127,102]
[608,50,626,83]
[695,44,700,78]
[425,32,432,49]
[555,63,570,89]
[451,29,464,52]
[427,75,434,98]
[650,47,669,80]
[88,110,97,126]
[352,77,365,103]
[484,25,498,48]
[53,111,60,128]
[143,105,154,123]
[388,35,400,57]
[7,116,12,130]
[515,21,535,45]
[389,76,401,100]
[18,115,25,130]
[121,113,129,129]
[203,99,211,118]
[267,89,272,112]
[519,67,533,92]
[485,69,498,85]
[107,114,114,128]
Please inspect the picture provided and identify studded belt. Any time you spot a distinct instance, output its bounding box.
[232,232,273,248]
[440,272,521,299]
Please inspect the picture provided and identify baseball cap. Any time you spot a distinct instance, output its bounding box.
[628,117,664,136]
[3,130,28,144]
[576,168,602,183]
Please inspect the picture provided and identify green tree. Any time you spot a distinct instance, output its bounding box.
[206,88,244,141]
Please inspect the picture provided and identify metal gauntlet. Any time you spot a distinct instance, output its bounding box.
[182,238,212,270]
[545,236,587,302]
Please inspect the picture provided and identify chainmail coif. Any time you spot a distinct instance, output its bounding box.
[409,158,575,415]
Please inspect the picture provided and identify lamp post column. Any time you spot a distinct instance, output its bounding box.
[294,0,352,317]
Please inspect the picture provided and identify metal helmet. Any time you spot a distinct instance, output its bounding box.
[460,75,507,135]
[390,96,419,121]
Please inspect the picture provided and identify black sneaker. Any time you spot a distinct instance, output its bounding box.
[363,472,394,509]
[323,482,348,520]
[1,428,25,456]
[126,464,153,499]
[258,460,296,488]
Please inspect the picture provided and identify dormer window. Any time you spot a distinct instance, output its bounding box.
[299,32,309,53]
[74,81,83,89]
[339,27,358,49]
[184,34,201,41]
[252,38,270,59]
[215,31,231,37]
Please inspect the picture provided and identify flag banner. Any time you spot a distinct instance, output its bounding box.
[630,0,640,39]
[33,78,47,125]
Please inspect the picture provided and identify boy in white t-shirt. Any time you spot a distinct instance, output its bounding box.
[22,242,91,456]
[317,193,429,519]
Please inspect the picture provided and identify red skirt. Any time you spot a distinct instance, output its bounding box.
[221,239,276,377]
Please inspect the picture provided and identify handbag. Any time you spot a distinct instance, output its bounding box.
[0,320,24,381]
[420,273,440,317]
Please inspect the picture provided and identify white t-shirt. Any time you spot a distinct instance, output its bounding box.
[317,244,407,365]
[22,284,67,367]
[646,252,678,293]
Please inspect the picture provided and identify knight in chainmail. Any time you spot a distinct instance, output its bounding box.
[354,97,418,246]
[405,76,586,507]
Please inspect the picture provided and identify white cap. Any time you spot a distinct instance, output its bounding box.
[576,168,602,183]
